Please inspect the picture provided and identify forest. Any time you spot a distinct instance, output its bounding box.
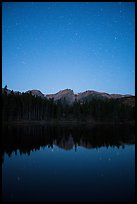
[2,87,135,123]
[2,123,135,161]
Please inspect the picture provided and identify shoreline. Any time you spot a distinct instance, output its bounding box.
[2,120,135,126]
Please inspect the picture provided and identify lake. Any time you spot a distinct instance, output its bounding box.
[2,123,135,202]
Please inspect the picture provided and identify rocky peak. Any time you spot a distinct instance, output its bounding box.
[46,89,75,104]
[3,87,134,106]
[77,90,111,101]
[26,90,44,98]
[110,94,132,99]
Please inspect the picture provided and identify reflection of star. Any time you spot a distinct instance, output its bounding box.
[17,176,21,181]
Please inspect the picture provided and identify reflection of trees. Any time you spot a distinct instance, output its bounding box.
[2,124,135,162]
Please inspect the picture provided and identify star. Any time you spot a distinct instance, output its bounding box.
[6,28,10,33]
[59,15,64,19]
[16,46,20,50]
[119,9,123,13]
[21,61,26,65]
[114,19,118,24]
[68,22,72,26]
[16,22,20,26]
[128,22,132,26]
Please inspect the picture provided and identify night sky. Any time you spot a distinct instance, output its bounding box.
[2,2,135,95]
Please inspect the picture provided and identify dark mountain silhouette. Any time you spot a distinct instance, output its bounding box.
[2,86,135,123]
[26,89,45,98]
[2,87,134,106]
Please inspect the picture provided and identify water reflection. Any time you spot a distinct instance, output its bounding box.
[2,123,135,159]
[2,124,135,202]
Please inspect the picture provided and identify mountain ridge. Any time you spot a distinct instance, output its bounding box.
[2,87,134,106]
[2,87,135,122]
[2,87,133,97]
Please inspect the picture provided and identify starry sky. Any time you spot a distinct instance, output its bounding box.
[2,2,135,95]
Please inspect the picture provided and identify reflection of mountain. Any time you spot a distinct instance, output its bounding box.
[2,124,135,161]
[54,135,74,150]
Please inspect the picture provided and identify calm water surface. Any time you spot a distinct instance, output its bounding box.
[2,123,135,202]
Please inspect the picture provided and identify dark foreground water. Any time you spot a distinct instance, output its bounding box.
[2,123,135,202]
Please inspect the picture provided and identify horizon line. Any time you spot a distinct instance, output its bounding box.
[2,86,135,96]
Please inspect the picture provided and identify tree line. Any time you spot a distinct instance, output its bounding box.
[2,123,135,160]
[2,86,135,122]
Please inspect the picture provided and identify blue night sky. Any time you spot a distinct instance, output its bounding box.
[2,2,135,95]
